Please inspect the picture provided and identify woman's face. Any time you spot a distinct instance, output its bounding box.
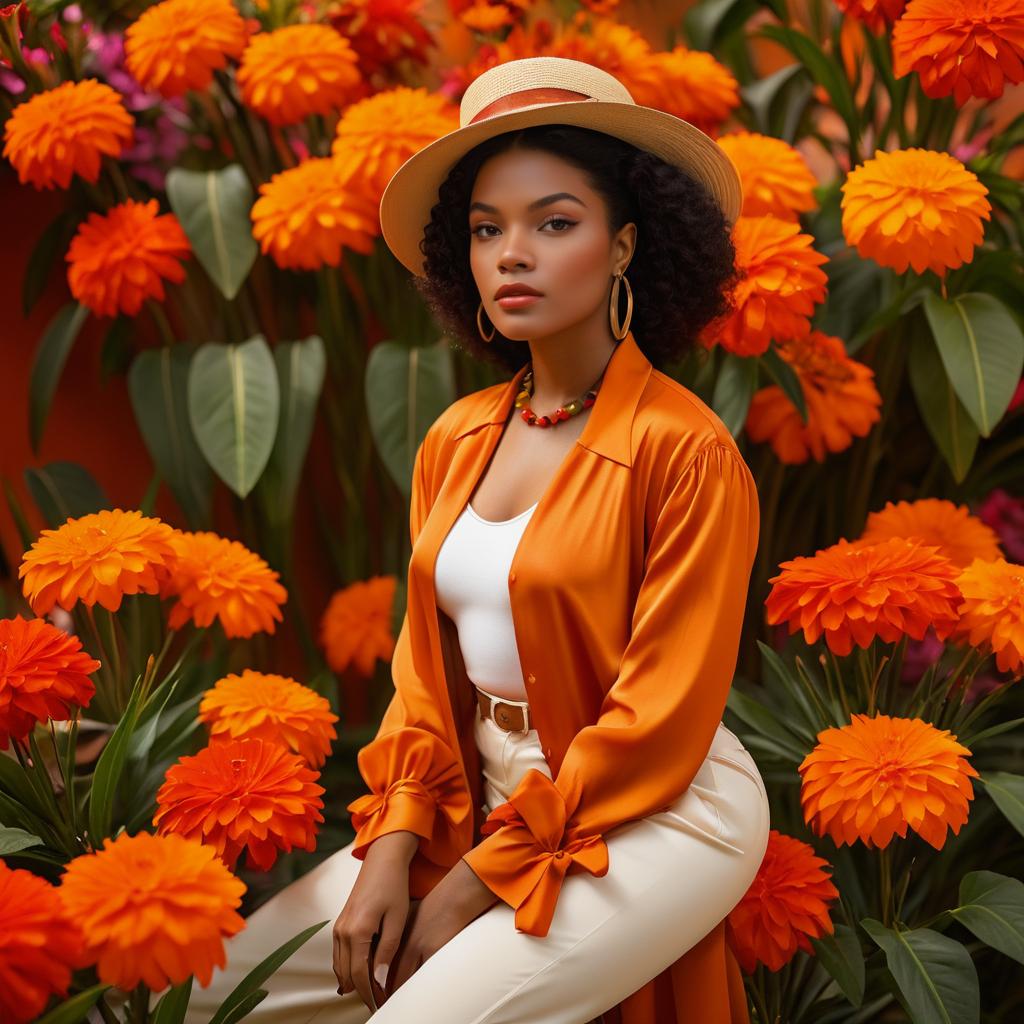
[468,147,635,343]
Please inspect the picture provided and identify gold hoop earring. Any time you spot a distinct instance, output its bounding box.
[609,271,633,341]
[477,301,495,343]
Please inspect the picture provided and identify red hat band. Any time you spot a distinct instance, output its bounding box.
[467,87,591,126]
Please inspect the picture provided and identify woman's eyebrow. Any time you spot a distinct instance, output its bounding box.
[469,192,588,214]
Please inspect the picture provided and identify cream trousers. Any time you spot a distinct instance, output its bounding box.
[177,689,770,1024]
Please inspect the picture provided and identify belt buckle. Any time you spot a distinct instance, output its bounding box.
[482,691,529,733]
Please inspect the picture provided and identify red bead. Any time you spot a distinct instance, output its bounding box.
[520,408,532,421]
[582,396,595,408]
[536,416,550,427]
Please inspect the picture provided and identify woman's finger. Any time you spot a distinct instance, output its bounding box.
[350,935,376,1010]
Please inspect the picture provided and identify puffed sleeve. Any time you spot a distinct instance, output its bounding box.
[461,442,760,935]
[347,425,473,895]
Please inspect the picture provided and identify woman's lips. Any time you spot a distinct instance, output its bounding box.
[497,294,543,309]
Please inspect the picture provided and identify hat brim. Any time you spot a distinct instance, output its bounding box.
[378,98,743,278]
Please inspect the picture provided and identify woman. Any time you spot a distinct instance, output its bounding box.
[182,56,769,1024]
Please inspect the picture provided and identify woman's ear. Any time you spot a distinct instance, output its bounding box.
[614,221,637,274]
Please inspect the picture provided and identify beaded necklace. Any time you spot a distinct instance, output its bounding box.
[514,363,608,428]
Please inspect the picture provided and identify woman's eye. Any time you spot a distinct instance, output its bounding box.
[542,217,575,231]
[470,217,576,238]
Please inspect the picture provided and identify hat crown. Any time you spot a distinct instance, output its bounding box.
[459,56,635,129]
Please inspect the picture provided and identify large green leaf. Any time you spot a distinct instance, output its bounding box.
[908,320,979,483]
[951,870,1024,965]
[923,291,1024,437]
[34,984,111,1024]
[29,302,90,453]
[979,771,1024,839]
[207,921,329,1024]
[88,674,144,843]
[760,343,807,421]
[861,918,979,1024]
[24,462,110,528]
[128,347,213,528]
[188,335,280,498]
[712,351,758,437]
[261,335,326,525]
[810,923,865,1008]
[22,209,79,317]
[166,164,257,300]
[365,339,455,497]
[152,977,194,1024]
[0,825,43,855]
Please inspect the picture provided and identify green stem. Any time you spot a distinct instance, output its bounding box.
[146,300,177,346]
[879,844,893,927]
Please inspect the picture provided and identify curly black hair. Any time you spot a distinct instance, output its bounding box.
[412,124,741,374]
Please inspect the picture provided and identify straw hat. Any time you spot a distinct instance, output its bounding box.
[378,56,742,278]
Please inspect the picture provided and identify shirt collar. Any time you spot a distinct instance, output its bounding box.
[450,329,652,468]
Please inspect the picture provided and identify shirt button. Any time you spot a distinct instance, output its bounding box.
[527,673,535,685]
[509,571,517,583]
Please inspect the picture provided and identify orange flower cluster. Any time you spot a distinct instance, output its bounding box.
[862,498,1004,569]
[892,0,1024,107]
[799,713,978,849]
[166,530,288,638]
[124,0,249,98]
[66,199,192,318]
[841,149,991,277]
[451,0,531,34]
[765,536,963,655]
[154,736,325,870]
[834,0,907,34]
[58,831,246,991]
[726,831,838,973]
[250,157,379,270]
[0,615,99,750]
[199,669,339,768]
[319,574,398,676]
[2,79,134,190]
[948,557,1024,677]
[0,861,86,1023]
[701,216,829,358]
[717,132,819,221]
[331,87,460,209]
[745,331,881,463]
[238,24,363,126]
[19,509,178,616]
[325,0,435,79]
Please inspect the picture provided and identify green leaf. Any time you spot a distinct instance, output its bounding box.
[34,984,111,1024]
[712,352,758,437]
[23,210,79,317]
[261,335,326,525]
[218,990,269,1024]
[685,0,760,50]
[188,335,280,499]
[760,344,807,421]
[166,164,257,300]
[810,923,865,1007]
[741,63,804,137]
[207,920,329,1024]
[0,825,43,855]
[952,870,1024,965]
[861,918,979,1024]
[978,771,1024,839]
[365,339,456,496]
[152,976,194,1024]
[88,675,145,843]
[724,687,808,763]
[923,291,1024,437]
[908,319,979,483]
[29,303,90,453]
[24,462,110,529]
[128,346,213,528]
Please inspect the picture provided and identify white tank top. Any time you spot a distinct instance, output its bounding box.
[434,500,538,702]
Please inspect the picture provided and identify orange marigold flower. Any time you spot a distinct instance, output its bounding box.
[0,615,99,750]
[628,46,740,136]
[862,498,1004,569]
[458,1,519,33]
[717,132,819,220]
[66,199,191,318]
[165,530,287,638]
[700,215,829,357]
[834,0,907,34]
[725,830,838,973]
[892,0,1024,107]
[841,148,991,277]
[19,509,178,616]
[250,157,378,270]
[799,713,979,849]
[0,861,87,1023]
[331,87,459,209]
[745,331,881,463]
[199,669,339,768]
[2,79,134,190]
[59,831,246,991]
[154,736,326,870]
[551,21,660,102]
[325,0,434,79]
[766,536,963,655]
[319,574,397,676]
[123,0,249,99]
[947,558,1024,677]
[237,24,363,127]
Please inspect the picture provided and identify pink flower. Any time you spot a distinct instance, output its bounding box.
[978,488,1024,563]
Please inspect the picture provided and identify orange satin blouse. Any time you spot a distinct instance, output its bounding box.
[347,329,761,1024]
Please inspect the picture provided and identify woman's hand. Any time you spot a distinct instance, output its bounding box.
[376,857,499,1004]
[333,830,418,1011]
